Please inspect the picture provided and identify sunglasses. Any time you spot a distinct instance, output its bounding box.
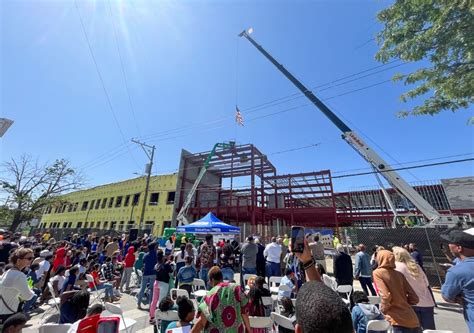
[22,257,34,261]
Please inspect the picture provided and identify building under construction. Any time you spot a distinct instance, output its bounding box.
[172,143,474,237]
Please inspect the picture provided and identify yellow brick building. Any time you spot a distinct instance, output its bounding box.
[39,174,178,235]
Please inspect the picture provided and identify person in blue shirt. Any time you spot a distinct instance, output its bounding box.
[441,228,474,333]
[98,250,107,265]
[61,266,79,293]
[351,291,385,333]
[177,256,196,296]
[409,243,424,270]
[137,243,157,309]
[354,244,377,296]
[278,268,298,300]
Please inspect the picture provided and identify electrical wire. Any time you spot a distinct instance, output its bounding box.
[107,0,141,136]
[74,0,140,170]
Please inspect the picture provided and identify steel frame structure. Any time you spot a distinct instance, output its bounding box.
[174,143,472,235]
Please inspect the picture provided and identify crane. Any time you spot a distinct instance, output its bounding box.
[239,28,456,228]
[176,141,235,225]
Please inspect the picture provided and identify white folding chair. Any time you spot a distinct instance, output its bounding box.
[170,288,190,303]
[423,331,454,333]
[366,320,391,332]
[249,316,273,331]
[38,323,72,333]
[367,295,381,305]
[130,270,143,295]
[244,274,257,285]
[86,274,105,305]
[192,278,207,298]
[336,285,353,301]
[41,282,61,323]
[103,302,137,333]
[269,276,282,294]
[155,309,179,332]
[271,312,295,331]
[323,274,337,292]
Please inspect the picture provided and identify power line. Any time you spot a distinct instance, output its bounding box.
[332,158,474,179]
[107,0,141,136]
[74,0,140,170]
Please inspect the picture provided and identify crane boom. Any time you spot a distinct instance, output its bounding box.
[239,29,449,226]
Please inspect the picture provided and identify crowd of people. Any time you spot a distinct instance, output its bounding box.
[0,226,472,333]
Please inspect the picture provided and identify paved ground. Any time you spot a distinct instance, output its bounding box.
[24,269,469,333]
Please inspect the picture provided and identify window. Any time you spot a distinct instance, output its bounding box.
[67,222,73,228]
[77,222,83,228]
[90,200,95,210]
[101,198,107,209]
[90,221,95,228]
[108,197,114,208]
[73,202,78,211]
[103,221,109,229]
[54,206,59,214]
[68,204,73,212]
[84,222,89,228]
[118,221,125,231]
[163,220,172,229]
[167,192,175,204]
[149,193,159,205]
[96,221,101,229]
[132,193,140,206]
[127,221,134,231]
[110,221,117,230]
[124,195,130,207]
[115,196,123,208]
[81,201,89,211]
[95,199,101,209]
[63,222,68,228]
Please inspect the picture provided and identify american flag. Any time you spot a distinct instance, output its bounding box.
[235,106,244,126]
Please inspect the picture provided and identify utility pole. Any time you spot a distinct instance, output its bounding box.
[131,139,156,231]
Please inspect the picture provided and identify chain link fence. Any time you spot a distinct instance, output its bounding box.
[345,227,449,287]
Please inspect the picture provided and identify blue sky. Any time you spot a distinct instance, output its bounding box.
[1,0,473,192]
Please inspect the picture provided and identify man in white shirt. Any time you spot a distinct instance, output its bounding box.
[36,255,53,281]
[264,237,282,279]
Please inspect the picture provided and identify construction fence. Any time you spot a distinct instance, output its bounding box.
[345,227,450,288]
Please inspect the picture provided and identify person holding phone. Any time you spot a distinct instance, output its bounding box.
[290,229,353,333]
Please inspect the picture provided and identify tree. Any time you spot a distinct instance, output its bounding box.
[375,1,473,121]
[0,155,85,232]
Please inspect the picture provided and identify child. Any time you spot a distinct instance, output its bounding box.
[279,297,296,333]
[248,276,271,332]
[177,256,196,296]
[351,291,385,333]
[166,296,195,331]
[156,296,177,333]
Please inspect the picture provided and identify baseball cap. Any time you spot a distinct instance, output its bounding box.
[441,228,474,249]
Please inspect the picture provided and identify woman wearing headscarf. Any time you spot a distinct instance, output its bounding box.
[373,250,420,333]
[393,246,435,330]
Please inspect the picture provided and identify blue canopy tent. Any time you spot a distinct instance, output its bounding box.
[176,212,240,234]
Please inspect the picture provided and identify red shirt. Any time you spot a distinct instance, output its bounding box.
[89,271,100,289]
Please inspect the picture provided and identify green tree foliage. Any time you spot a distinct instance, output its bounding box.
[0,155,84,232]
[376,0,473,121]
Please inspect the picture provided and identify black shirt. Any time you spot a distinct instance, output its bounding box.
[155,263,172,283]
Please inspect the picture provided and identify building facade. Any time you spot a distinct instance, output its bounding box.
[39,173,178,236]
